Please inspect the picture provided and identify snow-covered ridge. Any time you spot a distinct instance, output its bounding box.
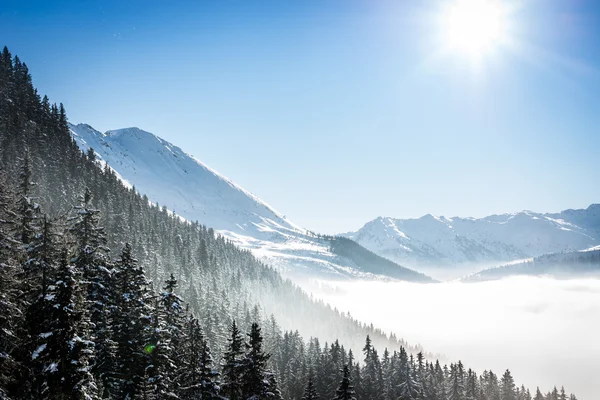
[70,123,429,281]
[71,124,300,238]
[342,205,600,273]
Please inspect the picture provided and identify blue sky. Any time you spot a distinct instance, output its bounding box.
[2,0,599,233]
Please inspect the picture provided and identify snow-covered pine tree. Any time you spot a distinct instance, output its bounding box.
[265,373,284,400]
[112,243,153,398]
[0,246,22,399]
[558,386,567,400]
[222,320,245,400]
[333,364,356,400]
[241,322,272,398]
[68,188,115,396]
[500,370,516,400]
[302,367,320,400]
[25,215,61,397]
[397,346,420,400]
[198,327,221,399]
[0,163,22,400]
[448,363,465,400]
[38,249,98,399]
[145,273,184,398]
[361,335,377,399]
[14,150,39,248]
[465,368,478,400]
[177,316,220,400]
[0,165,17,259]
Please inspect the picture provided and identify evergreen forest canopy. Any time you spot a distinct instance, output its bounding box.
[0,46,579,399]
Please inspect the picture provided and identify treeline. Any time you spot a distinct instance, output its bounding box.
[0,46,578,399]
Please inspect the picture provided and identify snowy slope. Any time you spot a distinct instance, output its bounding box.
[70,123,431,282]
[342,207,600,273]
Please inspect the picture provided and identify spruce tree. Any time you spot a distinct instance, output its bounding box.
[398,346,420,400]
[112,243,152,398]
[222,320,245,400]
[14,150,39,247]
[500,369,516,400]
[361,335,379,399]
[303,367,320,400]
[39,249,99,399]
[242,322,272,398]
[69,188,115,396]
[177,316,220,400]
[26,215,60,398]
[146,274,184,398]
[333,365,356,400]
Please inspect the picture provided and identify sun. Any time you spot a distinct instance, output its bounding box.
[442,0,509,59]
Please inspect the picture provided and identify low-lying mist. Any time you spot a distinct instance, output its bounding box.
[303,277,600,399]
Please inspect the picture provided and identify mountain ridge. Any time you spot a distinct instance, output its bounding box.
[342,205,600,278]
[70,122,433,282]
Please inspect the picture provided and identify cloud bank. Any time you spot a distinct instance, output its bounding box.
[307,277,600,399]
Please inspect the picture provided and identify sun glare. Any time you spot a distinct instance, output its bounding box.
[442,0,508,59]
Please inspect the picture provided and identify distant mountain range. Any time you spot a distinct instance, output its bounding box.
[341,206,600,277]
[70,123,432,282]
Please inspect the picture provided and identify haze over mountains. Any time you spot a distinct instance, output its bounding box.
[70,123,431,282]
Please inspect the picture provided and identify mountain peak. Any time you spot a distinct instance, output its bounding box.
[587,203,600,212]
[105,127,157,140]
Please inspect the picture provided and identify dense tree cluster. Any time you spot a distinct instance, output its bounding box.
[0,47,579,399]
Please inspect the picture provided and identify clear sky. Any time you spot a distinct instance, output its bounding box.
[2,0,599,234]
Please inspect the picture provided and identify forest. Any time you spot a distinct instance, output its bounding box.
[0,46,578,399]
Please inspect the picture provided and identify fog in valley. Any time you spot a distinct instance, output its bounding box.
[303,276,600,399]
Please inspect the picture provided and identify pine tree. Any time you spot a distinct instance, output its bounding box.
[398,346,420,400]
[303,367,320,400]
[112,243,152,398]
[198,330,221,399]
[145,274,184,398]
[0,248,22,399]
[465,369,478,400]
[177,316,220,400]
[500,369,516,400]
[14,150,39,247]
[26,215,60,398]
[361,335,382,399]
[69,188,115,395]
[222,320,245,400]
[38,249,99,399]
[558,387,567,400]
[242,322,272,398]
[333,365,356,400]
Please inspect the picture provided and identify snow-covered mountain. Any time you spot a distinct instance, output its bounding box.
[70,123,432,282]
[342,207,600,277]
